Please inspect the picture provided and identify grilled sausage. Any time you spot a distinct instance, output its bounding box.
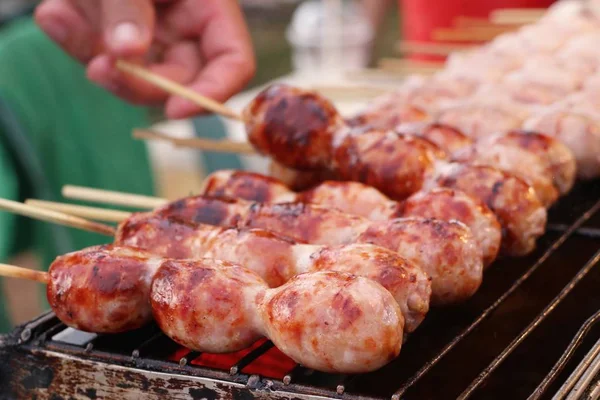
[523,109,600,179]
[398,124,576,197]
[115,216,431,332]
[435,101,526,139]
[201,170,501,266]
[47,245,406,373]
[452,135,559,207]
[397,122,474,154]
[245,84,437,200]
[268,161,336,191]
[139,196,483,305]
[332,130,437,199]
[151,264,405,373]
[485,130,577,195]
[47,245,160,333]
[401,188,502,267]
[425,161,547,256]
[245,84,344,170]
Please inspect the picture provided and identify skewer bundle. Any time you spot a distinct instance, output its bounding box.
[5,1,600,376]
[1,242,404,373]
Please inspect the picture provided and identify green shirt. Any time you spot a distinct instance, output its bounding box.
[0,18,155,332]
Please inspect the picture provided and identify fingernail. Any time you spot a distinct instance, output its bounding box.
[112,22,140,46]
[38,18,68,44]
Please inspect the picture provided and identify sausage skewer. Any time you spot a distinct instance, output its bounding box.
[127,197,483,306]
[115,63,545,256]
[1,198,430,330]
[0,245,405,373]
[25,193,483,306]
[117,215,432,331]
[200,170,502,266]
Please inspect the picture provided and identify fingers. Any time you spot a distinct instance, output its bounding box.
[35,0,101,62]
[87,41,201,104]
[36,0,256,114]
[163,0,256,118]
[101,0,155,57]
[165,52,255,119]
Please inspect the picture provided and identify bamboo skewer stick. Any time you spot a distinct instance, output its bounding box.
[378,58,444,71]
[62,186,167,209]
[432,26,517,42]
[115,60,244,122]
[453,16,520,28]
[0,263,48,283]
[489,8,545,25]
[25,199,132,223]
[26,201,133,223]
[396,40,475,56]
[133,129,256,155]
[0,198,115,236]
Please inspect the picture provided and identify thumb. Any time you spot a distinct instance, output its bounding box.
[102,0,155,57]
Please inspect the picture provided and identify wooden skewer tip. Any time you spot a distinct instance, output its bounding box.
[115,60,244,121]
[0,198,115,236]
[0,263,48,283]
[61,185,166,210]
[25,199,132,223]
[133,129,256,155]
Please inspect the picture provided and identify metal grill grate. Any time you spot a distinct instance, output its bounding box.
[2,181,600,399]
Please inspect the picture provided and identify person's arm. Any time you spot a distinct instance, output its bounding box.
[34,0,256,118]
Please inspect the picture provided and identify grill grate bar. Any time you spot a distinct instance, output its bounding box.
[457,249,600,399]
[552,337,600,400]
[131,332,166,359]
[283,365,313,385]
[86,324,161,355]
[589,380,600,400]
[179,351,202,366]
[17,311,58,344]
[547,224,600,239]
[391,198,600,399]
[37,322,68,345]
[567,349,600,400]
[529,310,600,399]
[230,340,274,375]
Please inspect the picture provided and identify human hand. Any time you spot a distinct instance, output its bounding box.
[35,0,256,118]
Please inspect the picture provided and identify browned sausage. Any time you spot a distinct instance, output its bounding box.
[135,196,484,305]
[115,215,431,332]
[152,263,405,373]
[425,162,547,256]
[201,170,501,266]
